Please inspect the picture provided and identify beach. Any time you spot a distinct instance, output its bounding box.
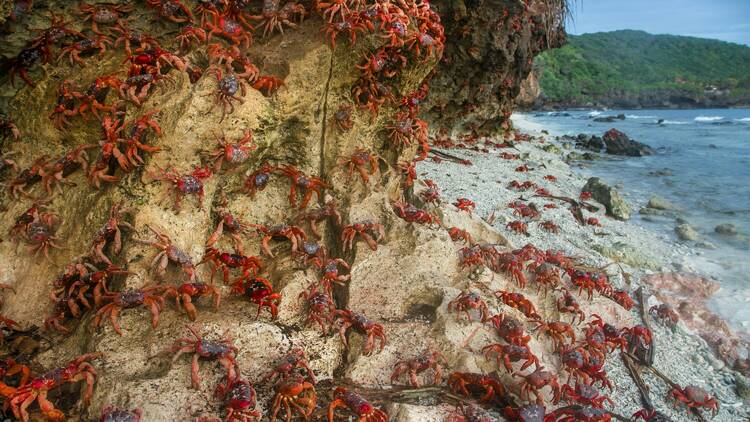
[417,113,749,420]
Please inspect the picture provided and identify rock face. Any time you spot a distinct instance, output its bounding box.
[642,273,750,376]
[715,223,738,236]
[0,1,570,421]
[582,177,631,220]
[575,129,655,157]
[424,0,566,134]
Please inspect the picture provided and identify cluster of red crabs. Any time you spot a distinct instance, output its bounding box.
[0,0,718,421]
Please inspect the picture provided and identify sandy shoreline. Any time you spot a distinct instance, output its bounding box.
[417,114,749,420]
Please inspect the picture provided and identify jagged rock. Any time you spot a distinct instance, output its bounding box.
[648,195,679,211]
[602,128,655,156]
[648,168,674,177]
[583,177,631,220]
[715,223,738,236]
[593,241,660,270]
[639,207,669,217]
[675,223,700,241]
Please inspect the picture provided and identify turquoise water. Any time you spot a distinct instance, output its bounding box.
[526,109,750,329]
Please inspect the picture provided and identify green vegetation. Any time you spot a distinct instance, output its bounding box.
[537,30,750,106]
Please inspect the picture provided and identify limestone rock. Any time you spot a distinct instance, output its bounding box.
[583,177,631,220]
[715,223,738,236]
[648,195,679,211]
[592,241,660,270]
[675,223,700,241]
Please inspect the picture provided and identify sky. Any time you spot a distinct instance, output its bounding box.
[566,0,750,46]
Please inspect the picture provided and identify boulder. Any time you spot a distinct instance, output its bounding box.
[582,177,631,220]
[715,223,738,236]
[602,128,655,156]
[592,241,660,270]
[675,223,700,241]
[647,195,679,211]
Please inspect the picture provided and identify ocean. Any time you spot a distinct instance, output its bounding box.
[524,109,750,331]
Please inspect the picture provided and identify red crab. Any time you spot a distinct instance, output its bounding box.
[6,156,49,199]
[252,75,286,96]
[335,309,386,356]
[250,0,306,38]
[89,203,134,265]
[293,241,327,267]
[263,348,316,384]
[251,223,307,257]
[93,286,167,335]
[533,320,576,351]
[39,144,96,195]
[208,67,249,122]
[567,269,597,300]
[0,357,30,398]
[338,148,383,185]
[58,35,112,66]
[146,0,194,23]
[507,220,530,236]
[495,291,540,320]
[277,164,327,209]
[515,367,561,405]
[206,206,253,253]
[487,314,531,346]
[399,161,416,187]
[448,227,474,244]
[78,2,134,34]
[579,191,592,201]
[170,326,238,390]
[295,200,342,238]
[393,201,441,226]
[328,387,387,422]
[447,372,506,403]
[213,377,260,422]
[8,353,102,422]
[174,24,208,52]
[486,252,527,288]
[562,382,613,409]
[205,11,253,47]
[136,224,197,281]
[111,21,160,55]
[586,217,601,227]
[543,175,557,182]
[319,258,351,292]
[165,282,221,321]
[669,385,719,416]
[532,263,561,294]
[341,220,385,251]
[453,198,476,214]
[241,162,275,198]
[649,304,679,328]
[331,103,354,131]
[299,286,335,332]
[23,214,63,258]
[447,291,489,322]
[231,276,281,319]
[419,179,441,204]
[546,405,612,422]
[323,14,367,48]
[49,80,86,129]
[631,409,674,422]
[4,44,47,87]
[207,43,259,82]
[386,112,428,146]
[391,351,444,387]
[556,289,586,325]
[270,376,316,422]
[204,130,256,173]
[0,117,19,144]
[99,406,142,422]
[539,220,559,233]
[149,165,212,211]
[482,343,539,373]
[609,289,634,310]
